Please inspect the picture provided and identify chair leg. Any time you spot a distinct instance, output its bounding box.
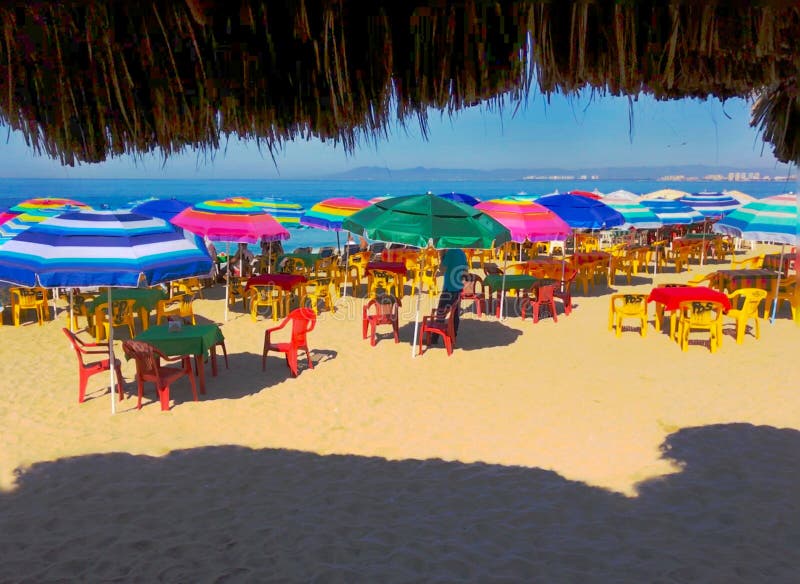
[187,363,199,402]
[114,364,126,400]
[305,346,313,370]
[736,318,745,344]
[392,321,399,343]
[286,351,298,377]
[370,321,377,346]
[157,384,171,411]
[550,301,558,323]
[137,377,145,409]
[78,370,89,403]
[443,334,453,356]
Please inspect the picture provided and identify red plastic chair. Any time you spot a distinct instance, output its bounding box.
[553,269,576,316]
[262,308,316,377]
[460,273,486,317]
[418,302,458,356]
[362,296,401,346]
[521,284,558,323]
[63,328,126,403]
[122,340,198,411]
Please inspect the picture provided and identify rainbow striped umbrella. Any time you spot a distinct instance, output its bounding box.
[242,196,305,228]
[601,195,662,230]
[679,191,741,218]
[0,210,19,226]
[475,199,570,242]
[1,197,92,241]
[172,198,290,244]
[300,197,370,231]
[639,199,704,225]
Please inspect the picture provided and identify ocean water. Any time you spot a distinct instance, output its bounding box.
[0,178,794,251]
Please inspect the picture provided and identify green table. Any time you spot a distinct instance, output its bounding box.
[87,288,167,329]
[134,324,225,393]
[278,253,319,270]
[483,274,542,295]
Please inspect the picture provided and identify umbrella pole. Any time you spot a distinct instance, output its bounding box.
[770,244,785,323]
[268,241,272,274]
[336,231,341,254]
[499,254,508,320]
[411,288,421,358]
[700,219,708,266]
[69,289,74,332]
[224,242,230,322]
[107,287,116,415]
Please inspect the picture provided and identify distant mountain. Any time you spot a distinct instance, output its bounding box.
[328,165,793,181]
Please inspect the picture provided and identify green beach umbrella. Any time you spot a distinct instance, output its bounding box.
[342,193,511,250]
[343,193,511,357]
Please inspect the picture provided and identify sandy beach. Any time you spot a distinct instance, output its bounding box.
[1,247,799,582]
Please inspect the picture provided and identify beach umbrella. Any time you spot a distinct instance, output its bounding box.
[0,197,92,241]
[601,195,663,230]
[724,189,756,204]
[475,199,570,243]
[603,189,640,202]
[437,192,481,206]
[713,193,799,322]
[300,197,371,232]
[640,188,690,201]
[679,191,742,219]
[639,199,705,225]
[536,194,625,230]
[244,196,306,229]
[568,189,603,200]
[368,196,391,204]
[172,198,290,320]
[0,210,212,414]
[0,209,19,227]
[132,198,192,222]
[343,193,511,356]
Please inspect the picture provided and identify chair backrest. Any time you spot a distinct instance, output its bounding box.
[612,293,647,313]
[121,340,165,381]
[62,328,92,365]
[537,284,555,302]
[318,247,335,258]
[294,247,313,254]
[280,257,307,274]
[287,308,316,346]
[366,295,400,321]
[251,284,279,301]
[306,278,331,296]
[729,288,767,314]
[12,287,45,307]
[483,262,503,276]
[461,273,483,296]
[679,300,724,325]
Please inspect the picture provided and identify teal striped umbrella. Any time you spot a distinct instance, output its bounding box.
[714,193,799,322]
[602,195,662,229]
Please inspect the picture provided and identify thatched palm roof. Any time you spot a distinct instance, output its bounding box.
[1,1,798,166]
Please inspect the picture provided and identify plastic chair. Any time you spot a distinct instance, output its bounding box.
[10,287,48,326]
[262,308,316,377]
[227,276,249,309]
[367,270,402,299]
[93,299,136,342]
[686,273,719,288]
[553,270,576,316]
[520,284,558,323]
[677,301,724,353]
[730,255,764,269]
[304,278,334,314]
[63,328,126,403]
[763,279,798,320]
[171,277,204,299]
[460,273,486,317]
[156,293,196,325]
[608,294,648,337]
[122,340,198,411]
[418,302,458,356]
[362,295,401,346]
[248,284,288,322]
[726,288,766,344]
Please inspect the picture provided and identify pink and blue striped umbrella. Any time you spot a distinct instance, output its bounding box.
[172,198,290,244]
[475,199,571,242]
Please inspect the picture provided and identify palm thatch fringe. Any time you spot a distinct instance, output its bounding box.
[0,1,797,165]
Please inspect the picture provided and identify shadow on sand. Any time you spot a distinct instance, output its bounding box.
[1,423,799,581]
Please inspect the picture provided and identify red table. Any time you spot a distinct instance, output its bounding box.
[569,251,610,266]
[245,273,307,291]
[381,249,420,264]
[762,253,794,276]
[714,269,778,293]
[366,262,407,276]
[647,285,731,340]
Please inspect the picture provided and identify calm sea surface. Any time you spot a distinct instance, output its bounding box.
[0,178,794,251]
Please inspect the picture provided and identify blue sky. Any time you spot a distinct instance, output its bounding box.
[0,93,788,179]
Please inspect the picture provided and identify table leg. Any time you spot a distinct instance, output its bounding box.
[210,346,218,377]
[139,307,149,330]
[654,304,663,332]
[194,355,206,394]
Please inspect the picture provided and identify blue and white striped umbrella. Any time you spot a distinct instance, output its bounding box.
[639,199,705,225]
[0,210,212,288]
[679,191,741,218]
[601,195,662,229]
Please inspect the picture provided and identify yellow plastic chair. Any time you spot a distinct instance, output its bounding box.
[686,273,719,288]
[248,284,287,321]
[730,254,764,269]
[417,263,440,299]
[367,270,402,299]
[609,255,634,285]
[10,287,49,326]
[156,293,196,325]
[94,299,136,341]
[677,300,724,353]
[228,276,249,309]
[671,247,694,273]
[726,288,766,344]
[608,294,648,337]
[763,279,798,320]
[303,278,334,315]
[171,277,204,299]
